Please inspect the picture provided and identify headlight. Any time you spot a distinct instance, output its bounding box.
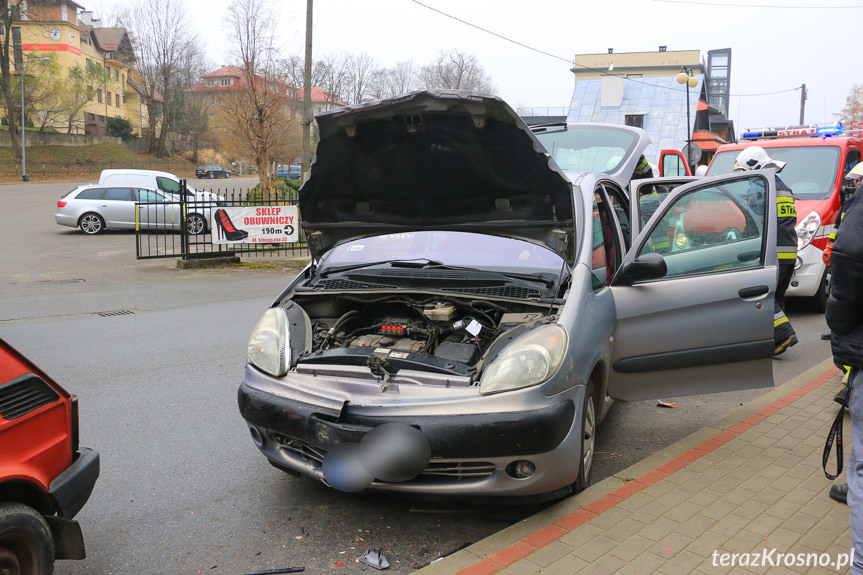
[479,325,567,395]
[796,210,821,251]
[248,307,289,377]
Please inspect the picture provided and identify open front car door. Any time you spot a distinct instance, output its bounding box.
[608,172,776,401]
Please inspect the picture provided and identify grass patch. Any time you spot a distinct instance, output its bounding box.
[0,143,198,181]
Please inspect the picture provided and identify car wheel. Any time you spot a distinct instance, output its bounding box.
[79,213,104,234]
[809,268,830,313]
[573,384,597,493]
[0,502,55,575]
[209,172,215,179]
[186,213,206,235]
[225,172,230,179]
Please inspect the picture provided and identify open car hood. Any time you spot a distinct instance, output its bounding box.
[299,90,575,263]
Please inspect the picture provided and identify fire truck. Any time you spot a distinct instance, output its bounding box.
[706,122,863,311]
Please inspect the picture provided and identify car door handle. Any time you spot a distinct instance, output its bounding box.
[737,251,760,262]
[739,285,769,299]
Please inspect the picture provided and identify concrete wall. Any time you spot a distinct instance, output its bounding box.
[0,131,121,146]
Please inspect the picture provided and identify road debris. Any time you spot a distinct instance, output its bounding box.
[360,548,390,570]
[656,400,676,408]
[244,568,304,575]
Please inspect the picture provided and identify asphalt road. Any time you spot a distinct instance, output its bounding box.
[0,179,836,575]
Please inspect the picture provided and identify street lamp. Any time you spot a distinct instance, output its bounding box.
[676,67,698,165]
[20,56,50,182]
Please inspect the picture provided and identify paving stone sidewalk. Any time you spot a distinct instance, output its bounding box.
[417,359,853,575]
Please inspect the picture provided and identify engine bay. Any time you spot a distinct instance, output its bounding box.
[281,293,556,381]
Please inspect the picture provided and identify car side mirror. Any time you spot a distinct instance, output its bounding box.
[615,253,667,285]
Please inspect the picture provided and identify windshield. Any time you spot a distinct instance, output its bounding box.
[322,231,564,274]
[708,145,841,201]
[535,125,640,173]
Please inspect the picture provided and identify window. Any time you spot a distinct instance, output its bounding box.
[845,150,860,176]
[114,69,119,80]
[87,85,92,100]
[207,77,234,87]
[107,91,112,106]
[104,65,109,74]
[85,57,91,69]
[97,89,102,103]
[625,115,644,129]
[156,176,186,197]
[137,189,165,203]
[76,188,106,200]
[104,188,133,201]
[590,187,624,289]
[115,94,120,107]
[638,176,766,278]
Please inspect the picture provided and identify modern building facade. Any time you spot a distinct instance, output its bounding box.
[566,47,735,167]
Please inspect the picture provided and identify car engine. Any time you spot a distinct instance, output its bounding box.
[283,294,554,378]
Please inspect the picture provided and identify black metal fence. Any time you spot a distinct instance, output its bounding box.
[135,181,309,261]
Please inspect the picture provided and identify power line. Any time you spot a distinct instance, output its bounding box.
[408,0,813,98]
[651,0,863,8]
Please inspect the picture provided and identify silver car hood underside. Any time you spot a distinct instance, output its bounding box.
[299,90,576,263]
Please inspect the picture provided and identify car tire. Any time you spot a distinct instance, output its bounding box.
[186,213,206,235]
[209,173,215,179]
[79,213,104,235]
[0,502,55,575]
[573,383,597,493]
[809,268,830,313]
[225,172,230,178]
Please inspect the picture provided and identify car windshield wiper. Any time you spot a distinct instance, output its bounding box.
[319,258,443,278]
[423,264,557,289]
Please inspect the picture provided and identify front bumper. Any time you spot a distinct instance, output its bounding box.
[49,446,100,519]
[238,367,585,498]
[788,243,826,297]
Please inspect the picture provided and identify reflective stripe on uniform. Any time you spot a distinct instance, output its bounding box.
[774,315,789,327]
[776,196,797,218]
[777,246,797,260]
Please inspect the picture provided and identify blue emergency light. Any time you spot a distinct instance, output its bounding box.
[742,122,844,140]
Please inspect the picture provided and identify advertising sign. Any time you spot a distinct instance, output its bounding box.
[211,206,299,244]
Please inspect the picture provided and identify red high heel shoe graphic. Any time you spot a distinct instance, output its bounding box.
[214,209,249,241]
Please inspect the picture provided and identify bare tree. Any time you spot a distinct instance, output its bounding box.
[386,61,420,96]
[122,0,205,157]
[223,0,299,197]
[837,84,863,126]
[182,94,215,164]
[54,64,111,134]
[0,1,29,160]
[316,52,353,105]
[345,52,378,104]
[417,49,496,94]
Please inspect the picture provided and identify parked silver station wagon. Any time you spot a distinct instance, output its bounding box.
[55,184,207,235]
[238,90,779,501]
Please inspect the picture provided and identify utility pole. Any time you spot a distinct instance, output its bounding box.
[799,84,807,125]
[301,0,312,182]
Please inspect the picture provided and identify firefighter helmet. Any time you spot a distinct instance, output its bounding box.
[845,163,863,181]
[733,146,786,172]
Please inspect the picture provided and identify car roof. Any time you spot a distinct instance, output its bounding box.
[100,168,179,179]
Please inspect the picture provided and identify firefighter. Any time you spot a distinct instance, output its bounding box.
[733,146,798,356]
[632,155,654,180]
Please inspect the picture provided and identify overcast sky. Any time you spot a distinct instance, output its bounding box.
[88,0,859,138]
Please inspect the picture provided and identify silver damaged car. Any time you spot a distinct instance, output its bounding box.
[238,90,779,501]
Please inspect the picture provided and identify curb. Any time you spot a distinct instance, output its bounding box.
[416,358,842,575]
